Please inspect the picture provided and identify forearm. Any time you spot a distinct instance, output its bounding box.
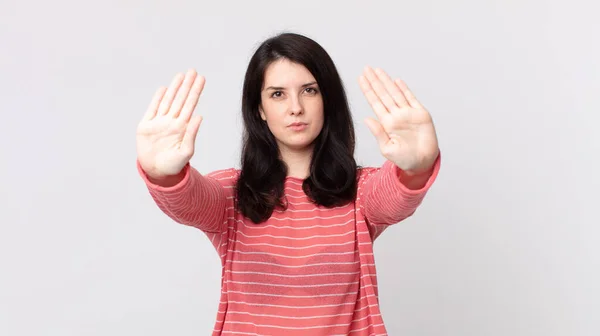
[137,161,227,232]
[362,154,441,225]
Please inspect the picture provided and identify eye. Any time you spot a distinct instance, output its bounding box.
[305,87,319,94]
[271,91,283,98]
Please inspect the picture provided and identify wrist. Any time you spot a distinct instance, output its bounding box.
[145,168,187,188]
[395,152,439,190]
[401,150,440,176]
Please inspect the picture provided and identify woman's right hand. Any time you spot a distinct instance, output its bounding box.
[136,69,205,180]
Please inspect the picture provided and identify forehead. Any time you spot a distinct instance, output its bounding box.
[263,59,316,87]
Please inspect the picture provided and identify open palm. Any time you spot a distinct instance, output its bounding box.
[359,66,439,174]
[136,69,205,179]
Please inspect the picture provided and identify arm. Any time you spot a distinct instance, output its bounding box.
[137,160,231,233]
[356,66,442,231]
[359,153,441,227]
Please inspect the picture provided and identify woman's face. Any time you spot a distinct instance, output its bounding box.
[259,59,324,153]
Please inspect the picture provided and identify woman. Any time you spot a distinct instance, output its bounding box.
[136,32,441,335]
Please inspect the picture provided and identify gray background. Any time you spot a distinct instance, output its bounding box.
[1,0,598,335]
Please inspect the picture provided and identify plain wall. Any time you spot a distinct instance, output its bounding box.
[1,0,598,335]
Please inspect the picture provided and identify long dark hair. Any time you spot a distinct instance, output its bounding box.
[235,32,358,223]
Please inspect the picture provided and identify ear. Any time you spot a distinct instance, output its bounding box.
[259,105,266,121]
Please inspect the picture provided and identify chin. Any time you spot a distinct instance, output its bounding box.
[285,142,314,151]
[280,138,317,152]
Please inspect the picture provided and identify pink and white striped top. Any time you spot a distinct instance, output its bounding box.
[137,157,440,335]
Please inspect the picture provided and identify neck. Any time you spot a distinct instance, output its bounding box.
[279,145,313,179]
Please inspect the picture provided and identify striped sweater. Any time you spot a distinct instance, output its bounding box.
[137,156,440,335]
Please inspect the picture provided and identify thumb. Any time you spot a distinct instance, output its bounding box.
[181,115,203,154]
[364,117,389,149]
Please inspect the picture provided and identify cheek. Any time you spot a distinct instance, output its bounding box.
[261,103,284,122]
[312,104,325,128]
[314,118,324,135]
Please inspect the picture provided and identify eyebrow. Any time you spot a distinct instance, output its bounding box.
[264,81,318,91]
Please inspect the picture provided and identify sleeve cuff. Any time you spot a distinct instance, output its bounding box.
[136,159,191,193]
[382,152,441,196]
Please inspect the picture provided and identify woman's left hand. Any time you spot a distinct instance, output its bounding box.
[359,66,439,175]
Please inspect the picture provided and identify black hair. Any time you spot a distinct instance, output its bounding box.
[235,32,358,223]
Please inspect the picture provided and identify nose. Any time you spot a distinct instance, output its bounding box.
[289,96,303,115]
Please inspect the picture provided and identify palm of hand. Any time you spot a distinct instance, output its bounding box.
[359,67,439,174]
[137,117,191,176]
[136,69,205,178]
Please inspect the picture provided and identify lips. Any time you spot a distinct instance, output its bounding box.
[287,122,308,131]
[288,122,307,127]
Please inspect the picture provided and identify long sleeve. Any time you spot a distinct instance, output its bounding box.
[357,154,441,238]
[136,160,236,233]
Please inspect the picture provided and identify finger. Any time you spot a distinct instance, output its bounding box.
[143,86,167,121]
[181,115,203,155]
[363,66,397,112]
[374,68,409,108]
[358,74,388,121]
[157,72,185,116]
[364,117,390,149]
[169,69,197,118]
[395,79,423,108]
[179,75,206,123]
